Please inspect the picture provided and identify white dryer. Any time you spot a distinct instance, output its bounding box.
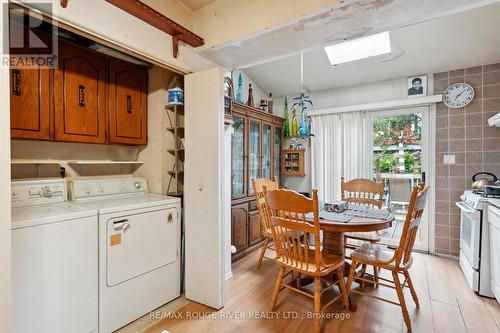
[11,178,98,333]
[69,177,181,333]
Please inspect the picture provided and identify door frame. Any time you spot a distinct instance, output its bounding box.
[367,105,434,252]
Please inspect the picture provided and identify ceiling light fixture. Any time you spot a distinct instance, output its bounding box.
[324,31,391,65]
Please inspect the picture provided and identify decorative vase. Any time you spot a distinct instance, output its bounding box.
[291,108,298,137]
[236,72,244,103]
[283,97,290,137]
[247,84,254,107]
[297,110,308,136]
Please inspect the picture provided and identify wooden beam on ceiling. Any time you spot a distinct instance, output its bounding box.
[105,0,204,58]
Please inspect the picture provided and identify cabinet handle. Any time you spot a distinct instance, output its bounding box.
[127,95,133,114]
[12,69,21,96]
[78,85,86,106]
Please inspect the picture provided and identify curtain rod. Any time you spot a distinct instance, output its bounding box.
[308,94,443,116]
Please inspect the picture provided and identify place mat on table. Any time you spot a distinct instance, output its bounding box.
[305,202,353,223]
[344,203,393,220]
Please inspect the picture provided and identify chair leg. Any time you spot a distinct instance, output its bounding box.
[296,273,302,289]
[359,264,367,286]
[392,271,412,332]
[256,238,269,270]
[313,276,321,333]
[270,266,285,311]
[373,265,379,287]
[346,261,357,293]
[404,271,420,308]
[337,267,349,311]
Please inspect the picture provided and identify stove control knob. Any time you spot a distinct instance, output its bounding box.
[41,186,53,198]
[135,182,141,189]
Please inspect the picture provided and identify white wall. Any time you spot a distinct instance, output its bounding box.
[0,1,12,331]
[273,77,431,193]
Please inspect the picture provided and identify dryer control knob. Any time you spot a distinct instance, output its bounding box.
[41,186,53,198]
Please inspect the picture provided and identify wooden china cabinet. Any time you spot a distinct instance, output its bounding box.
[231,102,284,262]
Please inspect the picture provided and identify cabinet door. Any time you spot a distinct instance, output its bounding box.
[231,204,249,252]
[262,123,272,180]
[273,126,282,185]
[108,58,148,145]
[248,210,262,246]
[248,119,261,195]
[10,66,50,139]
[231,115,246,199]
[54,41,106,143]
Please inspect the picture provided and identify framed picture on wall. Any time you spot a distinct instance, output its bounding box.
[407,75,427,97]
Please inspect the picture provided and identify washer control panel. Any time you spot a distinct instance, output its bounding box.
[11,179,66,208]
[69,178,148,200]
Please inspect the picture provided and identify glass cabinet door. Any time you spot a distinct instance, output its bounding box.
[274,127,282,185]
[231,116,245,198]
[248,120,261,194]
[262,123,272,180]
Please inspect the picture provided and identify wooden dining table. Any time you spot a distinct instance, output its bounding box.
[302,211,394,311]
[319,214,394,257]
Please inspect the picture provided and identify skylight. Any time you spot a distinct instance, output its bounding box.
[324,31,391,65]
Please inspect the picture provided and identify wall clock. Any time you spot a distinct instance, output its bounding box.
[443,83,475,108]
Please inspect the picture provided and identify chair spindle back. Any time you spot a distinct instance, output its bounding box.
[395,183,430,266]
[264,188,322,273]
[341,177,384,208]
[252,177,279,235]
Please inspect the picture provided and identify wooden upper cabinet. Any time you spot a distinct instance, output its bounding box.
[108,58,148,145]
[10,66,50,140]
[54,40,106,143]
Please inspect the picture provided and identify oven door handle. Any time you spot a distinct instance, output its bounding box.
[455,201,477,214]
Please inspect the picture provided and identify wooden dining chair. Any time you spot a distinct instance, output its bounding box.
[264,187,349,333]
[341,177,385,284]
[252,177,278,269]
[346,183,430,332]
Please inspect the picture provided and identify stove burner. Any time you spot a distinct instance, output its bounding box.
[482,193,500,198]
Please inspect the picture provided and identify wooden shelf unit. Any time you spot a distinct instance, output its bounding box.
[282,149,305,177]
[165,104,184,195]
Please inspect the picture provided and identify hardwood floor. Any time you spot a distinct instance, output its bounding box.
[143,250,500,333]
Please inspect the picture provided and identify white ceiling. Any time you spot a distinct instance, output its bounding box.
[243,2,500,97]
[179,0,216,11]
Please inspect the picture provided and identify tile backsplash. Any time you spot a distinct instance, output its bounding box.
[434,63,500,256]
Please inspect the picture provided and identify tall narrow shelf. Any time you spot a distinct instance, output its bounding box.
[165,104,184,196]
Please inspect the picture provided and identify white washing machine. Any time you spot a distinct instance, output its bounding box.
[11,178,98,333]
[69,177,181,333]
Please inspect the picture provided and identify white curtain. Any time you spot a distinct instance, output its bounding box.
[311,110,370,202]
[342,111,370,181]
[311,113,342,202]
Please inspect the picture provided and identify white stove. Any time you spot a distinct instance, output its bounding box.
[456,190,494,297]
[69,177,181,333]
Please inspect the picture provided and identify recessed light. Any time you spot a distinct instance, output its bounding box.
[324,31,391,65]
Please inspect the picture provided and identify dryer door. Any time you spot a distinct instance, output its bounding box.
[106,207,177,286]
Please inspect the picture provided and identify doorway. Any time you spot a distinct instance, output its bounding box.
[369,106,431,251]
